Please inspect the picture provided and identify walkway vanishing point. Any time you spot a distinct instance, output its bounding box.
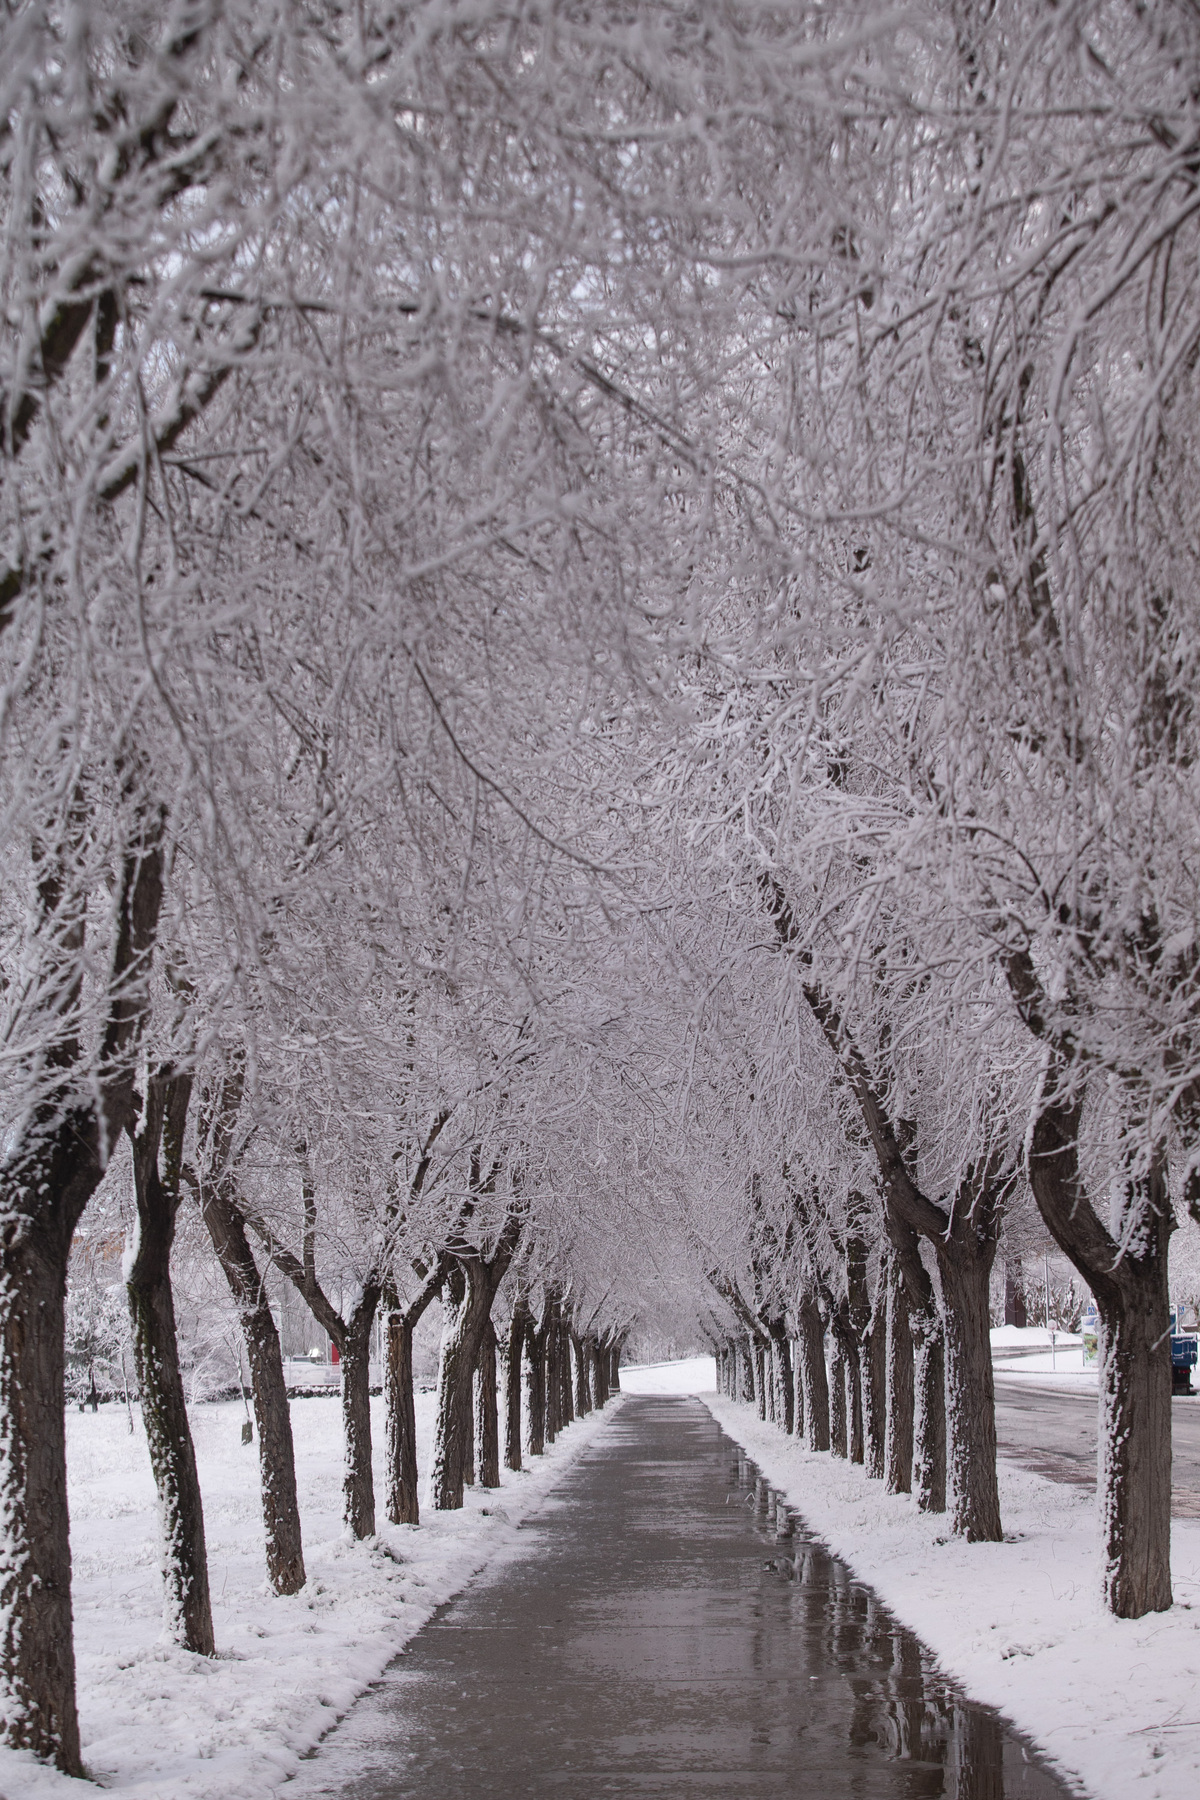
[287,1397,1080,1799]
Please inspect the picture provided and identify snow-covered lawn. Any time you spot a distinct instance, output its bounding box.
[706,1391,1200,1800]
[0,1390,621,1800]
[992,1325,1097,1381]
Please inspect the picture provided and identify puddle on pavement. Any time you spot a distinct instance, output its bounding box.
[284,1397,1083,1799]
[728,1446,1079,1798]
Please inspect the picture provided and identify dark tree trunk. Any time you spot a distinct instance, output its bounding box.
[789,1339,805,1438]
[385,1310,420,1524]
[560,1320,575,1426]
[754,1338,768,1419]
[768,1326,794,1434]
[1021,1065,1173,1616]
[526,1313,547,1454]
[431,1263,488,1509]
[829,1338,848,1458]
[592,1334,610,1407]
[938,1227,1002,1542]
[1004,1256,1028,1329]
[738,1335,756,1402]
[863,1293,887,1481]
[127,1066,214,1655]
[573,1333,592,1415]
[610,1340,623,1391]
[913,1313,947,1514]
[544,1298,562,1443]
[0,822,164,1772]
[201,1177,305,1592]
[476,1317,500,1489]
[796,1295,830,1451]
[504,1299,529,1471]
[0,1200,87,1770]
[885,1259,914,1495]
[341,1287,381,1538]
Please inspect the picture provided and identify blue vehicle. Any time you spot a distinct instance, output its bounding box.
[1170,1306,1199,1395]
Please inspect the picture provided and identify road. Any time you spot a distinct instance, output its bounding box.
[288,1397,1075,1799]
[994,1374,1200,1516]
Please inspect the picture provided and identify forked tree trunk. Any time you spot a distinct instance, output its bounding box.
[341,1288,380,1538]
[202,1179,305,1591]
[505,1299,529,1471]
[913,1314,947,1514]
[127,1067,215,1656]
[0,823,164,1773]
[885,1261,914,1495]
[796,1295,830,1451]
[476,1318,500,1489]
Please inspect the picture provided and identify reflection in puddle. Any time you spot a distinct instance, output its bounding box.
[730,1446,1079,1798]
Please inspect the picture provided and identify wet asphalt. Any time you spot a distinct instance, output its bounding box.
[285,1396,1081,1799]
[994,1374,1200,1516]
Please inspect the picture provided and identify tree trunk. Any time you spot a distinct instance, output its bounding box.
[939,1239,1002,1541]
[829,1338,848,1458]
[1097,1271,1173,1615]
[431,1263,493,1509]
[885,1261,914,1495]
[385,1309,420,1524]
[127,1146,215,1654]
[341,1288,380,1538]
[796,1295,829,1451]
[476,1317,500,1489]
[913,1313,947,1514]
[863,1298,887,1481]
[573,1333,592,1415]
[0,1205,86,1770]
[610,1340,622,1391]
[559,1320,575,1427]
[525,1312,547,1455]
[768,1327,794,1434]
[592,1334,610,1407]
[201,1180,305,1592]
[754,1338,768,1419]
[789,1339,805,1438]
[1004,1256,1028,1329]
[504,1299,528,1471]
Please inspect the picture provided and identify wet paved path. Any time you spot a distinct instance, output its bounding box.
[288,1397,1080,1799]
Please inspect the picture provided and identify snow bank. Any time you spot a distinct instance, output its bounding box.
[991,1326,1083,1349]
[619,1354,716,1394]
[704,1393,1200,1800]
[0,1391,621,1800]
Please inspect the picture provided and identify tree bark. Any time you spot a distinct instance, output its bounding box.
[863,1288,887,1481]
[768,1326,794,1434]
[545,1296,563,1443]
[573,1332,593,1415]
[796,1294,829,1451]
[938,1216,1002,1542]
[127,1068,215,1654]
[525,1310,547,1454]
[504,1298,529,1470]
[341,1286,381,1538]
[201,1174,305,1592]
[789,1339,805,1437]
[885,1259,914,1495]
[610,1339,623,1391]
[476,1317,500,1489]
[592,1333,610,1407]
[829,1336,848,1457]
[385,1309,420,1524]
[913,1314,947,1514]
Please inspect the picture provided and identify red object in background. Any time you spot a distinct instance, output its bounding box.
[330,1341,339,1365]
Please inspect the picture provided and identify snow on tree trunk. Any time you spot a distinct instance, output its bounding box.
[769,1328,793,1434]
[885,1261,914,1495]
[863,1294,887,1481]
[610,1338,623,1391]
[912,1314,947,1514]
[545,1299,562,1444]
[753,1338,768,1419]
[1097,1277,1173,1615]
[526,1323,548,1453]
[201,1178,305,1592]
[573,1332,592,1415]
[475,1317,500,1489]
[789,1339,805,1438]
[592,1334,610,1408]
[559,1320,575,1426]
[430,1266,479,1508]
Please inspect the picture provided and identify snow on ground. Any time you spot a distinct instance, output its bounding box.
[991,1325,1096,1381]
[705,1391,1200,1800]
[0,1389,621,1800]
[619,1355,716,1395]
